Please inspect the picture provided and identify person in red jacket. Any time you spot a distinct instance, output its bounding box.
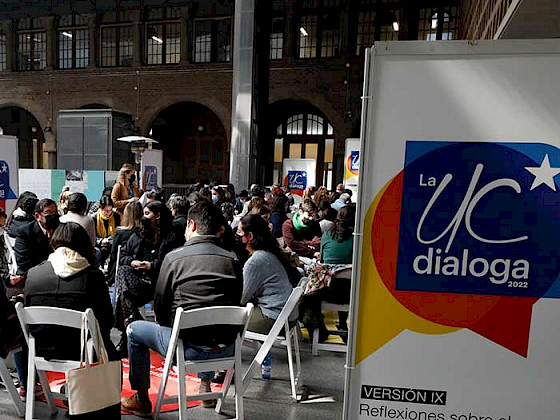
[282,199,322,259]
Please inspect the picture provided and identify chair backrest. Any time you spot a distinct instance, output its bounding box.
[15,303,101,354]
[174,304,253,333]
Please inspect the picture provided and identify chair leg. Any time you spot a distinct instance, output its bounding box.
[215,368,233,414]
[153,344,176,420]
[25,340,36,420]
[37,370,57,415]
[234,344,244,420]
[285,324,297,400]
[0,357,24,417]
[312,328,320,356]
[293,327,302,390]
[176,342,187,420]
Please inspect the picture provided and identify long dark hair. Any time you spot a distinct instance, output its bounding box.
[329,204,356,242]
[50,222,97,266]
[6,191,38,227]
[143,200,173,245]
[240,214,292,274]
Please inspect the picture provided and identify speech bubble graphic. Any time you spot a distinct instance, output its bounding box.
[354,142,560,364]
[345,151,359,178]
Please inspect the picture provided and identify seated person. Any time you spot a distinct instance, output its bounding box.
[316,200,337,234]
[269,194,288,238]
[60,193,96,247]
[6,191,38,239]
[121,201,242,416]
[282,199,322,259]
[238,214,296,334]
[92,196,121,264]
[300,204,356,341]
[114,201,182,350]
[168,195,190,237]
[24,222,117,361]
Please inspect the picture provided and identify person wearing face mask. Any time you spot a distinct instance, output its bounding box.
[282,199,322,259]
[13,199,60,287]
[111,163,140,215]
[92,196,121,264]
[113,201,182,355]
[212,186,234,223]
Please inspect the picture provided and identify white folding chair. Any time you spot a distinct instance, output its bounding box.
[312,302,349,356]
[0,347,25,417]
[15,304,103,420]
[153,303,254,420]
[111,244,122,307]
[243,286,304,400]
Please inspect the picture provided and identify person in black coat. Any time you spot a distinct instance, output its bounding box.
[168,195,190,238]
[24,222,118,361]
[114,201,184,343]
[5,191,38,239]
[106,201,143,285]
[13,199,60,283]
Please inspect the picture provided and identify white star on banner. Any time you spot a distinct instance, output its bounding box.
[0,164,6,173]
[525,154,560,191]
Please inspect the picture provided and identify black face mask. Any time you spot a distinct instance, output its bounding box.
[129,174,136,184]
[141,216,152,228]
[43,213,60,230]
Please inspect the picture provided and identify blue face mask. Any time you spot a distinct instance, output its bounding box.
[212,195,219,204]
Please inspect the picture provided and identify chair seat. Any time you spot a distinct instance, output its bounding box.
[182,357,235,373]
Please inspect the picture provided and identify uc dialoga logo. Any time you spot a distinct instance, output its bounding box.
[346,150,360,176]
[396,142,560,298]
[285,170,307,196]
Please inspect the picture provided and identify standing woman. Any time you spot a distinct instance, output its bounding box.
[111,163,140,215]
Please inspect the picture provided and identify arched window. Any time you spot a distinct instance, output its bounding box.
[418,8,458,41]
[274,112,334,189]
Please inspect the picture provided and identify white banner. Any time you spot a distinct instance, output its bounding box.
[282,158,316,205]
[344,138,360,199]
[141,149,163,191]
[0,135,18,215]
[344,40,560,420]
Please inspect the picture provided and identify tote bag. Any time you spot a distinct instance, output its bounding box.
[66,314,122,416]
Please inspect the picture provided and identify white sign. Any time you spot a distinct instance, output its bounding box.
[344,138,360,199]
[282,158,316,206]
[0,135,18,215]
[141,149,163,191]
[344,40,560,420]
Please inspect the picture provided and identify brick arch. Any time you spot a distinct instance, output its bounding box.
[144,101,230,185]
[139,97,230,143]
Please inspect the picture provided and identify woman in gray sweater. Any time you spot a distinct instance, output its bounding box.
[237,214,296,334]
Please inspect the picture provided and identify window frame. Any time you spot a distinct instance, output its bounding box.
[0,32,6,71]
[145,19,182,65]
[99,9,135,68]
[192,16,232,64]
[57,14,90,70]
[297,0,341,59]
[17,29,47,71]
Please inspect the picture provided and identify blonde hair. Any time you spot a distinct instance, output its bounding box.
[120,201,143,229]
[118,163,136,182]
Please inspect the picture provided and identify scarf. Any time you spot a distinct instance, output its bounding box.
[96,210,116,238]
[48,247,90,278]
[292,212,309,231]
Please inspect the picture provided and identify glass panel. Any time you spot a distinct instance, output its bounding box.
[213,140,223,164]
[289,143,302,159]
[19,32,46,70]
[305,143,318,160]
[324,139,334,163]
[356,10,375,55]
[166,22,181,64]
[327,123,333,135]
[147,23,163,64]
[418,8,438,41]
[194,21,212,63]
[307,114,323,135]
[58,30,73,69]
[147,7,164,20]
[119,26,134,66]
[299,15,317,58]
[276,124,282,135]
[321,12,339,57]
[75,29,89,68]
[101,27,117,66]
[442,8,459,40]
[216,19,231,62]
[287,115,304,135]
[380,10,400,41]
[270,17,284,60]
[59,14,72,27]
[274,138,283,162]
[0,34,6,71]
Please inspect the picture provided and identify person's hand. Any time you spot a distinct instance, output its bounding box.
[10,274,25,286]
[140,261,151,270]
[311,237,321,246]
[131,260,143,269]
[313,252,321,260]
